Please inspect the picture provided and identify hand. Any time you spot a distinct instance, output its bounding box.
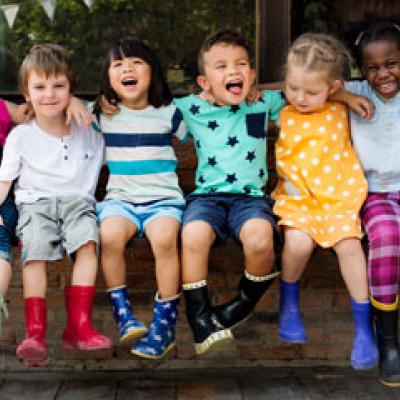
[0,215,3,226]
[14,102,34,124]
[198,90,215,104]
[66,96,93,128]
[100,95,119,116]
[246,85,262,105]
[347,94,374,119]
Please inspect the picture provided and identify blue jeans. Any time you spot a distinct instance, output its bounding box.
[0,195,17,263]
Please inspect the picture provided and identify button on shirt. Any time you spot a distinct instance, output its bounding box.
[0,120,105,204]
[345,80,400,193]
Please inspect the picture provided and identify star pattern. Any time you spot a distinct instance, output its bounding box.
[243,186,251,194]
[226,173,237,184]
[259,168,265,178]
[208,120,219,130]
[227,136,239,147]
[195,140,201,149]
[208,156,217,166]
[189,104,200,115]
[230,105,240,113]
[246,151,256,162]
[198,175,205,184]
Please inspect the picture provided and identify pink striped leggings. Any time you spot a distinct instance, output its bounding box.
[361,192,400,305]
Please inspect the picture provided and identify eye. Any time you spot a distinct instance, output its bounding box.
[387,60,398,68]
[367,65,378,72]
[307,91,320,96]
[216,64,226,69]
[111,61,122,68]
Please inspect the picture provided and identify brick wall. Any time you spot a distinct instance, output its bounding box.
[0,138,356,371]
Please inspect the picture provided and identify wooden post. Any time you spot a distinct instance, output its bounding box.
[257,0,291,83]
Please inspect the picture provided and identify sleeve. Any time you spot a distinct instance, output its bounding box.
[344,80,364,96]
[0,128,22,181]
[261,90,286,121]
[171,106,189,143]
[0,99,12,145]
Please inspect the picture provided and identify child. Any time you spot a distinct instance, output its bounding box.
[173,29,285,355]
[0,100,31,334]
[345,19,400,386]
[0,44,112,367]
[273,33,378,370]
[93,37,186,359]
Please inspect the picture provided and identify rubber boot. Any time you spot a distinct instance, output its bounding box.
[213,270,277,329]
[16,297,48,367]
[131,292,180,359]
[372,297,400,387]
[108,285,147,343]
[183,281,233,355]
[278,280,307,343]
[350,299,378,369]
[63,285,112,350]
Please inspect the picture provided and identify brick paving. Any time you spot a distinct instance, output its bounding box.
[0,367,399,399]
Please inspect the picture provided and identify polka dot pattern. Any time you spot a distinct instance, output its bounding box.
[272,102,367,247]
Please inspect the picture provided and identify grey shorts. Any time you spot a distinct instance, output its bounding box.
[17,196,99,266]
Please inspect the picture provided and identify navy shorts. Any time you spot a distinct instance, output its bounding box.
[0,195,18,263]
[182,194,282,252]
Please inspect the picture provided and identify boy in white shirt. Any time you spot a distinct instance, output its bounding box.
[0,44,111,367]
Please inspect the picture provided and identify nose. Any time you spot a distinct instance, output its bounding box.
[123,60,134,72]
[296,91,305,102]
[44,86,54,97]
[377,66,390,79]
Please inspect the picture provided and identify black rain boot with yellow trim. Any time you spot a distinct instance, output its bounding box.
[213,269,279,329]
[372,296,400,387]
[183,280,233,355]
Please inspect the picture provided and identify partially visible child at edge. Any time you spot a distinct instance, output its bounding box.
[92,37,186,359]
[343,18,400,387]
[0,44,111,367]
[271,33,378,370]
[0,100,31,333]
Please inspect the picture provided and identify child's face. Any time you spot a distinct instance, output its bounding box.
[285,66,338,113]
[25,71,70,120]
[197,43,256,106]
[108,56,151,109]
[361,39,400,99]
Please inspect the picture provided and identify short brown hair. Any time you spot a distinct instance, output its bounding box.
[286,33,352,82]
[19,44,73,95]
[197,28,250,75]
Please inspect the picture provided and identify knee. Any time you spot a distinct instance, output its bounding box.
[284,233,313,259]
[182,222,214,253]
[241,224,274,255]
[100,225,126,252]
[78,240,96,254]
[150,229,178,258]
[368,223,400,248]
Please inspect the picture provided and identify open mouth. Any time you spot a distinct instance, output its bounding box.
[121,78,138,87]
[225,81,243,95]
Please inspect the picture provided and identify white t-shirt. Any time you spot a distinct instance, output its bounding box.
[0,120,105,204]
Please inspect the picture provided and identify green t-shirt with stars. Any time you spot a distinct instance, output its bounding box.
[173,90,285,196]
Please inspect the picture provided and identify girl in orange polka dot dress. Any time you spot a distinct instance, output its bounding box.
[273,33,378,370]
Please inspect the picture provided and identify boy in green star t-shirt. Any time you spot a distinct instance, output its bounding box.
[174,29,285,355]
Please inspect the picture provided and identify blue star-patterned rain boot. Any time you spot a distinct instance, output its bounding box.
[131,292,180,359]
[350,299,378,370]
[278,280,307,343]
[107,285,147,343]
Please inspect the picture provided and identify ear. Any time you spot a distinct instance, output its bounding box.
[328,79,342,95]
[197,75,210,92]
[249,68,257,85]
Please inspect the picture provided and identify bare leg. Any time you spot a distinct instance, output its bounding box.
[334,238,368,302]
[71,241,97,286]
[23,261,47,298]
[181,221,216,283]
[239,218,275,276]
[0,259,11,295]
[100,216,138,288]
[145,217,180,298]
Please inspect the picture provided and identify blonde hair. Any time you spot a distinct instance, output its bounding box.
[286,33,352,82]
[19,44,72,95]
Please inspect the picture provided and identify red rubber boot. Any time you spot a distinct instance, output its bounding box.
[63,285,112,350]
[16,297,48,367]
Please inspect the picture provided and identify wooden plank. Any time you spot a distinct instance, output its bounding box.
[0,380,60,400]
[177,379,242,400]
[117,380,176,400]
[56,380,116,400]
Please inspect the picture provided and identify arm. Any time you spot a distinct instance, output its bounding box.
[0,181,12,209]
[65,96,93,127]
[330,87,373,119]
[5,101,33,124]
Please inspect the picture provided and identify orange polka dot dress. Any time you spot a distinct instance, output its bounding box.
[272,102,367,247]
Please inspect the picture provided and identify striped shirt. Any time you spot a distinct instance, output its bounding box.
[96,104,187,203]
